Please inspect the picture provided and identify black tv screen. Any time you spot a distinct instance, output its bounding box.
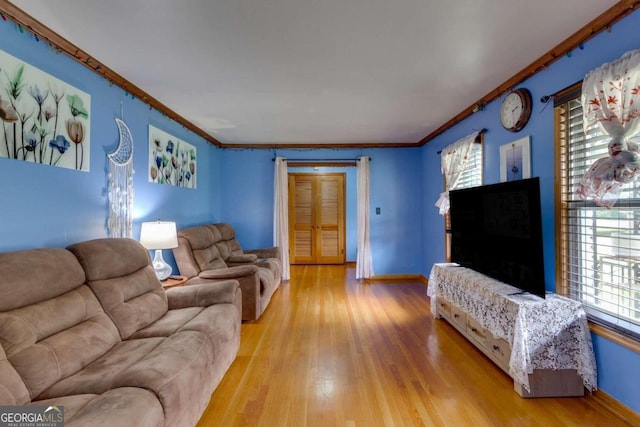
[449,177,546,298]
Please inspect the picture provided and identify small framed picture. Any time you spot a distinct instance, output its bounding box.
[500,136,531,182]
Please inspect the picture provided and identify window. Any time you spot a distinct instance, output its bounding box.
[449,141,483,190]
[444,134,483,261]
[556,85,640,340]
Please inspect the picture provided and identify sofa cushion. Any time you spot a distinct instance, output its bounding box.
[29,394,96,425]
[69,238,150,282]
[129,308,205,339]
[0,248,121,400]
[189,305,239,356]
[214,223,235,241]
[68,388,164,427]
[68,238,168,340]
[33,388,165,427]
[206,223,223,242]
[197,246,227,271]
[214,240,231,261]
[177,226,228,274]
[0,344,30,405]
[4,288,122,400]
[212,223,244,260]
[113,331,219,427]
[128,282,241,370]
[38,337,164,399]
[173,305,240,366]
[0,248,86,311]
[126,304,240,356]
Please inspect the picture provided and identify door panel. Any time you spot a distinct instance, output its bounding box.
[289,173,345,264]
[320,229,339,258]
[320,178,339,224]
[294,229,313,259]
[316,175,343,263]
[289,175,315,264]
[294,179,313,224]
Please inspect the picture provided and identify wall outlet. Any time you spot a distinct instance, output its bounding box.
[376,207,381,215]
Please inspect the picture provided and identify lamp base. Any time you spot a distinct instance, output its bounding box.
[151,249,172,281]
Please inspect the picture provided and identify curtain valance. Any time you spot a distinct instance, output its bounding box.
[434,131,480,215]
[577,49,640,207]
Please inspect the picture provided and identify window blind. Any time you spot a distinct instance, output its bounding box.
[444,138,483,260]
[446,140,483,191]
[556,97,640,340]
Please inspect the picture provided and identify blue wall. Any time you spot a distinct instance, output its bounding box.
[421,8,640,414]
[220,147,423,274]
[0,22,221,271]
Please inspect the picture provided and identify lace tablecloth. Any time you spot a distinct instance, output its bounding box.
[427,264,597,392]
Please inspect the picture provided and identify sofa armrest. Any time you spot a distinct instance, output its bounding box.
[165,280,239,309]
[228,253,258,263]
[199,264,258,279]
[245,247,281,260]
[195,265,261,321]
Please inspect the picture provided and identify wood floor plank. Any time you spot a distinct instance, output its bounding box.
[197,265,636,427]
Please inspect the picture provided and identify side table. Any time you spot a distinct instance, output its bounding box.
[161,275,188,289]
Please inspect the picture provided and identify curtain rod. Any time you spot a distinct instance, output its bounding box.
[271,157,371,162]
[540,80,582,107]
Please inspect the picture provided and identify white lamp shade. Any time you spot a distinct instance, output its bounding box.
[139,221,178,250]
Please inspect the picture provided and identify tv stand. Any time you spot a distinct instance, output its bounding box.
[428,264,597,398]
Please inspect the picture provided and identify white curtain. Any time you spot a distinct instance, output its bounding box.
[274,157,290,280]
[356,156,374,279]
[434,131,479,215]
[577,48,640,208]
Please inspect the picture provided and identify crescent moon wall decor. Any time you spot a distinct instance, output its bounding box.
[107,118,134,238]
[109,118,133,165]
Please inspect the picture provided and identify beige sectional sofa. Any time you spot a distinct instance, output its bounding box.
[173,223,282,321]
[0,238,241,427]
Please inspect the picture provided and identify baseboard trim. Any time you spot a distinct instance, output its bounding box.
[590,389,640,426]
[366,274,428,284]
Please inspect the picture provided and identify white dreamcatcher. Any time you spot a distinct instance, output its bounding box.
[107,118,134,237]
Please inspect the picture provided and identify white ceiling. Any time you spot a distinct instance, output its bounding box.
[11,0,618,145]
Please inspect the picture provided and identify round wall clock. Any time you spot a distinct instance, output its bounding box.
[500,88,532,132]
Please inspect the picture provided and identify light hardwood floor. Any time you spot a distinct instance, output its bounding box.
[197,265,635,427]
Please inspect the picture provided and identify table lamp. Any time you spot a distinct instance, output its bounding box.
[139,220,178,280]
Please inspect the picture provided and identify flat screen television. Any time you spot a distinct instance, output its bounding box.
[449,177,546,298]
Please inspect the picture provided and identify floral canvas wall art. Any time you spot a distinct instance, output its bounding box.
[0,48,91,171]
[148,125,197,188]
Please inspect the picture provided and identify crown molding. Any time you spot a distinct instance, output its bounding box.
[219,141,422,149]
